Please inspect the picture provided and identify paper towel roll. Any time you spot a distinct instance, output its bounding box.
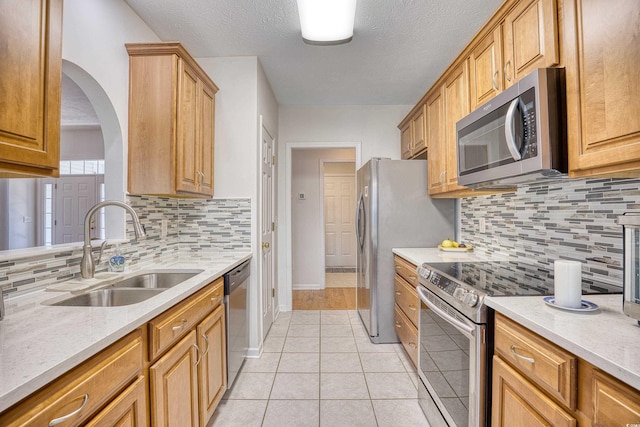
[554,260,582,308]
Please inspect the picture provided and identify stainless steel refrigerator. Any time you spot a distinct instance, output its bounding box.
[356,158,455,343]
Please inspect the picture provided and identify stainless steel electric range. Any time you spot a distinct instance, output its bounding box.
[415,260,621,427]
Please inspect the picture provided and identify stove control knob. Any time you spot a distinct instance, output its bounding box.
[453,287,466,301]
[464,292,479,307]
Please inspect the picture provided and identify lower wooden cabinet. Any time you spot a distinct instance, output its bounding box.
[85,376,148,427]
[492,355,576,427]
[150,331,200,427]
[197,304,227,425]
[393,256,420,369]
[493,313,640,426]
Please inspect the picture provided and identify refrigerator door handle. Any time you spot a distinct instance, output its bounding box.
[356,193,366,250]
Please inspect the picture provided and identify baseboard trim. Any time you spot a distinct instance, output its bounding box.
[293,283,325,290]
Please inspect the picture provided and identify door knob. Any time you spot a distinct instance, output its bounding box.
[262,242,270,249]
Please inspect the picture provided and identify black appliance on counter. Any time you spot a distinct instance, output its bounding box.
[416,260,621,426]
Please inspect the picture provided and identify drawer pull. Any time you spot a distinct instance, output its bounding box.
[211,295,222,304]
[172,319,188,332]
[510,345,535,364]
[395,291,402,296]
[408,305,417,311]
[395,322,402,328]
[194,343,203,366]
[49,394,89,426]
[408,342,417,349]
[408,275,416,280]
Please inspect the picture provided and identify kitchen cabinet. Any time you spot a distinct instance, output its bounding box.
[442,61,470,193]
[502,0,559,88]
[84,376,147,427]
[393,256,419,368]
[492,312,640,426]
[148,278,226,427]
[469,27,503,109]
[398,105,427,159]
[563,0,640,178]
[126,42,219,198]
[0,0,62,178]
[0,329,144,426]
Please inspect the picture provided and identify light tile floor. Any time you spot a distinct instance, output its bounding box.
[209,310,431,427]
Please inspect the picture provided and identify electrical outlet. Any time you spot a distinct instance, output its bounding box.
[479,218,486,233]
[161,219,168,239]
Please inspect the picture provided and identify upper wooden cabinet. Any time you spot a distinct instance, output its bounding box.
[563,0,640,178]
[398,105,426,159]
[469,27,503,109]
[0,0,62,178]
[426,87,447,194]
[127,42,219,198]
[502,0,559,87]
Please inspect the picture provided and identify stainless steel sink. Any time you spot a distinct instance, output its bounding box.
[49,288,166,307]
[47,269,204,307]
[108,270,203,289]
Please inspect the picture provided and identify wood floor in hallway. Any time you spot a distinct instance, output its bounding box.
[292,287,356,310]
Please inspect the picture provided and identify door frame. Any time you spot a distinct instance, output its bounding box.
[283,142,361,312]
[319,159,357,285]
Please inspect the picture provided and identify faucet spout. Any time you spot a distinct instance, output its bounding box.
[80,201,146,279]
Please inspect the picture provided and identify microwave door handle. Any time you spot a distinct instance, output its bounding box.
[505,98,523,161]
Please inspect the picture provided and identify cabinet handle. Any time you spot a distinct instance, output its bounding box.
[504,61,512,83]
[201,334,210,356]
[196,170,205,185]
[172,319,188,332]
[194,343,203,366]
[510,345,535,364]
[439,171,446,185]
[408,342,417,349]
[395,322,402,328]
[408,305,417,311]
[211,294,222,304]
[49,394,89,426]
[492,70,499,91]
[395,291,402,296]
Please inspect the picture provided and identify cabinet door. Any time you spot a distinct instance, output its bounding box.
[85,377,147,427]
[0,0,62,177]
[412,105,427,155]
[150,330,199,427]
[400,122,412,159]
[426,87,447,195]
[443,61,470,191]
[492,356,576,427]
[197,304,227,426]
[176,60,200,194]
[470,26,503,109]
[564,0,640,177]
[593,370,640,427]
[502,0,559,87]
[198,82,216,197]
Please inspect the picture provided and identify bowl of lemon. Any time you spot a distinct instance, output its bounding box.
[438,238,473,252]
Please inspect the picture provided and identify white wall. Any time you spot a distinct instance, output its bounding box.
[60,128,105,160]
[291,149,356,288]
[276,105,411,308]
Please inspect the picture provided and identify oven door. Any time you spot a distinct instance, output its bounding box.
[417,285,487,427]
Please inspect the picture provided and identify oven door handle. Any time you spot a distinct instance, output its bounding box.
[417,286,476,339]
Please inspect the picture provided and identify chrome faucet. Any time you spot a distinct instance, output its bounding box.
[80,201,146,279]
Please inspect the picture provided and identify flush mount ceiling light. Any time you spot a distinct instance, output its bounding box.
[296,0,357,46]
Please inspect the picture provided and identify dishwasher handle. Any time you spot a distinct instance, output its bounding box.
[225,261,250,294]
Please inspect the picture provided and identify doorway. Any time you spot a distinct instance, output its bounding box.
[287,146,359,310]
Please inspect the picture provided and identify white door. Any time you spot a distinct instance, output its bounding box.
[51,176,103,244]
[324,173,356,267]
[261,122,275,340]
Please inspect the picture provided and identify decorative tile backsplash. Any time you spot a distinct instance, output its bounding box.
[0,197,251,297]
[461,177,640,288]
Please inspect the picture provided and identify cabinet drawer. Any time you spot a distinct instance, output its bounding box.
[494,313,577,409]
[394,304,418,369]
[394,274,419,327]
[0,330,143,427]
[149,278,224,361]
[394,256,418,287]
[85,376,147,427]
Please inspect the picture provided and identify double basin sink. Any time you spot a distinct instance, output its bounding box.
[48,270,204,307]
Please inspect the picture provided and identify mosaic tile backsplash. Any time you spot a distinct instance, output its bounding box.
[460,177,640,288]
[0,197,251,297]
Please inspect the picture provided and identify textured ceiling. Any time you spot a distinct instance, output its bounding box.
[61,74,100,127]
[123,0,504,105]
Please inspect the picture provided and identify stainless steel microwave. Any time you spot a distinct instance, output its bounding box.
[456,68,567,189]
[618,213,640,324]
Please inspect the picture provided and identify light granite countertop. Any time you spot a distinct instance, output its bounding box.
[0,251,251,413]
[392,247,506,266]
[486,294,639,391]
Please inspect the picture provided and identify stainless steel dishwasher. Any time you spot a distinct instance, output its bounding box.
[224,261,249,388]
